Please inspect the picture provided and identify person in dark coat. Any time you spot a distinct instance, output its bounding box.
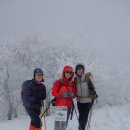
[21,68,46,130]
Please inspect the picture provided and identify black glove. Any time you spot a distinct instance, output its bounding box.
[34,91,45,101]
[37,86,46,100]
[38,93,45,100]
[90,90,98,99]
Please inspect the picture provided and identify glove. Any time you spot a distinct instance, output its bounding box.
[89,90,98,99]
[68,92,75,98]
[60,92,70,98]
[34,91,45,101]
[38,93,45,100]
[38,87,46,100]
[60,92,75,98]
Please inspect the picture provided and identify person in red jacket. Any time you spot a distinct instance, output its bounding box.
[52,65,76,130]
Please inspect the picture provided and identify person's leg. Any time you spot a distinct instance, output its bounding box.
[77,102,84,130]
[54,121,61,130]
[61,121,67,130]
[25,108,41,129]
[80,103,92,130]
[29,124,35,130]
[77,102,92,130]
[54,108,70,130]
[35,128,41,130]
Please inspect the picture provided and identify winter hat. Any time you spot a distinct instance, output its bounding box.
[75,64,85,74]
[33,68,43,79]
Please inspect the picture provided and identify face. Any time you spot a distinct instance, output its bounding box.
[64,70,73,79]
[77,68,84,76]
[35,74,43,82]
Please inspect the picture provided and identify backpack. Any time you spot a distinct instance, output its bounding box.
[51,78,76,106]
[21,80,32,100]
[85,72,95,91]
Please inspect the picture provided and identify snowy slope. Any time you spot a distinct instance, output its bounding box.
[0,104,130,130]
[0,0,130,121]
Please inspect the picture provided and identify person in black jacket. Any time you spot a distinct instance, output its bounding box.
[22,68,46,130]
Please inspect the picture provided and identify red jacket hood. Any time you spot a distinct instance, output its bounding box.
[62,66,74,82]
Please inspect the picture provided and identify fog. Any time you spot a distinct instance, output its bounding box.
[0,0,130,67]
[0,0,130,121]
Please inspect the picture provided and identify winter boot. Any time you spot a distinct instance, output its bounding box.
[35,128,41,130]
[29,124,35,130]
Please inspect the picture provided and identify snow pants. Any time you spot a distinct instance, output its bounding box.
[77,102,92,130]
[25,107,41,128]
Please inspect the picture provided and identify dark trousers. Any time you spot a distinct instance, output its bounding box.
[77,102,92,130]
[25,107,41,128]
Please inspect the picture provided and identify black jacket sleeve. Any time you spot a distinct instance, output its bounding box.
[88,79,95,91]
[88,79,98,98]
[38,84,46,101]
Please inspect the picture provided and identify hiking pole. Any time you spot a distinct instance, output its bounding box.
[70,104,74,120]
[41,110,47,130]
[71,98,82,130]
[87,107,93,130]
[39,101,45,130]
[43,101,46,130]
[87,97,98,130]
[40,100,52,118]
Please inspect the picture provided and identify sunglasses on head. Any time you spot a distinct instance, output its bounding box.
[65,70,73,74]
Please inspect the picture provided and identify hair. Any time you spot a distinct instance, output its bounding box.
[75,64,85,74]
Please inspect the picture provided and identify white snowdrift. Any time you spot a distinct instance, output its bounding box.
[0,104,129,130]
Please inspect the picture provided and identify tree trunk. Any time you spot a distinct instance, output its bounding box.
[3,69,13,120]
[7,103,13,120]
[13,108,17,118]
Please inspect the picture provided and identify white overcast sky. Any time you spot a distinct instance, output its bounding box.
[0,0,130,66]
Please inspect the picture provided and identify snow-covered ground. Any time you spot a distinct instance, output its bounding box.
[0,104,129,130]
[0,0,130,127]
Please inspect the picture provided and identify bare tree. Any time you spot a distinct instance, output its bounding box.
[2,68,13,120]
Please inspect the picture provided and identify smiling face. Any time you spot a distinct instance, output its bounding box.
[35,74,43,82]
[64,70,73,80]
[77,68,84,76]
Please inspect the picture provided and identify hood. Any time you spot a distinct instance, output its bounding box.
[62,66,74,82]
